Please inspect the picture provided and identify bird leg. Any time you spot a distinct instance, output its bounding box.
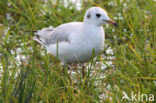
[82,65,86,78]
[73,64,78,76]
[61,63,69,75]
[62,67,65,74]
[62,65,72,81]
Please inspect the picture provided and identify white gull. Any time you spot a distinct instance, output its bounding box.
[34,7,118,64]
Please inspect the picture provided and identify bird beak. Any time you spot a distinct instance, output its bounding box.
[107,19,118,27]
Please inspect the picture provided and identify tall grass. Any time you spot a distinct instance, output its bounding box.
[0,0,156,103]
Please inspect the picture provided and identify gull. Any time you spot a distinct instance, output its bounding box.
[34,7,118,65]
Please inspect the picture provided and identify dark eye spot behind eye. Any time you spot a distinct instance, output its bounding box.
[87,14,91,19]
[96,13,101,18]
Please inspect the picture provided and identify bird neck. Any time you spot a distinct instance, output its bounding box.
[83,21,102,30]
[81,22,104,40]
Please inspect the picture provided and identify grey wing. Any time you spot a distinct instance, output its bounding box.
[46,26,71,45]
[34,25,71,46]
[34,22,82,46]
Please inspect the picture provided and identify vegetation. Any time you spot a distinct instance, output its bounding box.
[0,0,155,102]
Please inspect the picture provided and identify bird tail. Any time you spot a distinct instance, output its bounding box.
[33,26,54,46]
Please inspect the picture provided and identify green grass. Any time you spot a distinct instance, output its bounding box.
[0,0,156,103]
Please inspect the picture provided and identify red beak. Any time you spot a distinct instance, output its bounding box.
[107,19,118,27]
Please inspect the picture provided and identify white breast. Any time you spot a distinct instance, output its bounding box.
[64,26,104,63]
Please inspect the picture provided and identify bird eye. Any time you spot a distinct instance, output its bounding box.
[96,13,101,18]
